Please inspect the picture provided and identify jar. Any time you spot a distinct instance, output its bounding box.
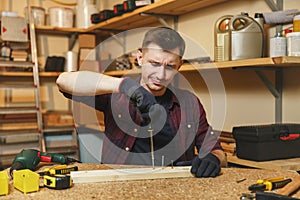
[286,32,300,56]
[0,42,11,60]
[269,33,286,57]
[293,13,300,32]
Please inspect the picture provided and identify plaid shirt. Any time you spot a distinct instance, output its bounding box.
[64,86,222,165]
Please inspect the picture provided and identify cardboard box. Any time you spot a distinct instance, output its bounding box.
[79,48,96,61]
[233,124,300,161]
[1,16,28,42]
[78,34,96,48]
[79,60,99,72]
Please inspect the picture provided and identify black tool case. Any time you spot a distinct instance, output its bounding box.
[232,124,300,161]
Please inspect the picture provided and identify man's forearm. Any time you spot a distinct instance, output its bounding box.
[56,71,123,96]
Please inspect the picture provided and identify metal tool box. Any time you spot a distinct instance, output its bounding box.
[232,124,300,161]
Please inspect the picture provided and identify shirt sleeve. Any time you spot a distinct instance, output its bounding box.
[59,90,110,112]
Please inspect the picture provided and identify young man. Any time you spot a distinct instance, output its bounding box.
[56,27,227,178]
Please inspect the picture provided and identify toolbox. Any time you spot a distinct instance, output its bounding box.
[232,124,300,161]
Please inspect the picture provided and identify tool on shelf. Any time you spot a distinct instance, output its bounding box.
[9,149,81,177]
[248,176,292,192]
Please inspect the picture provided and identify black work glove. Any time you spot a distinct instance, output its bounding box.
[119,78,160,123]
[190,153,220,178]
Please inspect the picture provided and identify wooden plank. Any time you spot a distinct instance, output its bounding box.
[227,154,300,171]
[71,166,193,183]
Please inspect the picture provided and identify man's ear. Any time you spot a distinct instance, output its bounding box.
[177,59,183,70]
[136,48,143,66]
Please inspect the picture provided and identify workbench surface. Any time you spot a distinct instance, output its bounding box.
[1,163,300,200]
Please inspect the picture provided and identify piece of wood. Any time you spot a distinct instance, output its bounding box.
[276,176,300,196]
[227,154,300,171]
[71,166,193,183]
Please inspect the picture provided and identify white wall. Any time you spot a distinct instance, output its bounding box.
[1,0,300,132]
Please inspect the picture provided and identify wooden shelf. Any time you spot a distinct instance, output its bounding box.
[33,0,228,34]
[35,25,87,35]
[1,57,299,78]
[0,71,61,77]
[87,0,228,31]
[103,56,300,76]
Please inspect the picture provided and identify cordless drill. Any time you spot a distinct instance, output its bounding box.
[10,149,80,177]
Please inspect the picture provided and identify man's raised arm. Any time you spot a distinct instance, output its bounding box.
[56,71,123,96]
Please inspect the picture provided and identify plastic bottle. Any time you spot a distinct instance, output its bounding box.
[293,13,300,32]
[0,42,11,60]
[254,13,265,56]
[254,13,264,32]
[269,32,286,57]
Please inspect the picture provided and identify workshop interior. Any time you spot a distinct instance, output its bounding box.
[1,0,300,199]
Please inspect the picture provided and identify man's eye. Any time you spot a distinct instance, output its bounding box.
[165,65,176,71]
[151,62,161,67]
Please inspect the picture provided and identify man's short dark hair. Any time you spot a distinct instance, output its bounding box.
[142,27,186,57]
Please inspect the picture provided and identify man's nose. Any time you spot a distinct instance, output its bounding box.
[156,66,166,79]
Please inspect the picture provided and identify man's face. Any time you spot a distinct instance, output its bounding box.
[138,43,182,96]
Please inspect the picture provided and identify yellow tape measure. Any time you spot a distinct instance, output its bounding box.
[44,174,72,190]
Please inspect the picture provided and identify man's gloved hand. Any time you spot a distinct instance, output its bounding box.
[190,153,221,178]
[119,78,160,123]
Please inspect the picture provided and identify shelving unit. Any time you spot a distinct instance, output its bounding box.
[0,14,44,167]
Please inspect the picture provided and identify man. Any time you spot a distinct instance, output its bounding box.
[56,27,227,178]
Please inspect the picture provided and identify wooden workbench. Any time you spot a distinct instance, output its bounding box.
[1,163,300,200]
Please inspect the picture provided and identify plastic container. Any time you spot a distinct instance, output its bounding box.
[48,7,74,28]
[13,169,39,194]
[269,33,286,57]
[286,32,300,56]
[293,13,300,32]
[64,51,78,72]
[24,6,45,25]
[76,4,98,28]
[0,171,8,196]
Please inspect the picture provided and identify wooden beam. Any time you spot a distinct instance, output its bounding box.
[71,166,193,183]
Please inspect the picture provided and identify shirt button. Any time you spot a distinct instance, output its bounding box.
[118,114,122,118]
[125,147,130,151]
[187,124,192,129]
[134,128,138,132]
